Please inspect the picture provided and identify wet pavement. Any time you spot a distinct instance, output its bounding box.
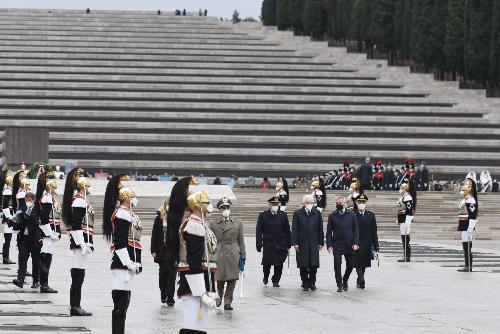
[1,236,500,333]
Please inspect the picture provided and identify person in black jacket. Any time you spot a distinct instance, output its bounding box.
[291,194,324,291]
[353,194,379,289]
[103,175,142,334]
[151,199,176,306]
[256,196,291,288]
[326,196,359,292]
[11,192,41,288]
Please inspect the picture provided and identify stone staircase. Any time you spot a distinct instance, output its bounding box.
[83,189,500,242]
[0,9,499,178]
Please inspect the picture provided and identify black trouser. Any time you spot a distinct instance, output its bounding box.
[263,264,283,284]
[2,233,12,260]
[70,268,85,309]
[17,239,41,283]
[333,254,354,287]
[158,262,176,300]
[299,267,318,287]
[40,253,53,287]
[356,267,366,283]
[401,235,411,261]
[112,289,131,334]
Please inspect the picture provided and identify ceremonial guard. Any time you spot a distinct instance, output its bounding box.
[291,194,324,291]
[457,178,478,272]
[1,170,15,264]
[256,196,291,287]
[103,175,142,334]
[209,197,246,310]
[151,198,176,306]
[62,167,93,316]
[166,177,220,334]
[353,195,379,289]
[346,177,364,212]
[275,176,289,212]
[310,177,327,213]
[396,178,417,262]
[36,171,61,293]
[11,192,41,288]
[13,170,29,211]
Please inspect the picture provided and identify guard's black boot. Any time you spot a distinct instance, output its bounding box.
[70,269,92,316]
[468,242,473,272]
[112,290,130,334]
[40,254,57,293]
[397,235,407,262]
[458,242,470,272]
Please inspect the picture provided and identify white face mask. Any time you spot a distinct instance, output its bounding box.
[358,203,366,211]
[130,197,139,207]
[271,205,279,213]
[399,189,404,194]
[305,204,313,211]
[221,209,230,218]
[206,203,214,214]
[460,190,465,196]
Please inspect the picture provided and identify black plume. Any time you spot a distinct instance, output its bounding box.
[102,174,127,242]
[62,167,83,227]
[12,171,23,212]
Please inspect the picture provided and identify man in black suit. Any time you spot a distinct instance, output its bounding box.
[358,157,373,191]
[256,196,291,287]
[291,194,324,291]
[11,192,41,288]
[326,196,359,292]
[354,194,379,289]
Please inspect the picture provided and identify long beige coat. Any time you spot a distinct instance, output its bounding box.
[209,216,246,282]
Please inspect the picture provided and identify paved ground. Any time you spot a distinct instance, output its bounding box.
[1,235,500,334]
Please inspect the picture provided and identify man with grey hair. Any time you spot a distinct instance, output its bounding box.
[326,196,359,292]
[291,194,324,291]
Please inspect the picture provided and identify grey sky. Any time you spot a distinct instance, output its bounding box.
[2,0,262,20]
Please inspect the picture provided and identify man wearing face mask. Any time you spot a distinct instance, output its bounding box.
[209,197,245,310]
[11,192,41,289]
[151,198,176,306]
[326,196,359,293]
[353,195,379,289]
[256,196,291,288]
[291,194,324,291]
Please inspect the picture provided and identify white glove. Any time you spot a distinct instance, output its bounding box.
[316,207,323,213]
[201,292,219,309]
[70,230,87,254]
[84,243,94,255]
[50,231,60,241]
[115,247,137,272]
[467,219,478,232]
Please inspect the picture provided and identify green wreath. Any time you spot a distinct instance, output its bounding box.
[27,162,54,179]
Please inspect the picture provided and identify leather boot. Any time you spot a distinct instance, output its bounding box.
[70,269,92,316]
[458,242,470,272]
[112,290,130,334]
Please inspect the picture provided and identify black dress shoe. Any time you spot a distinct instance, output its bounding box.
[457,266,471,272]
[12,279,24,288]
[3,259,15,264]
[224,304,233,311]
[40,285,58,293]
[310,285,317,291]
[302,286,309,291]
[161,297,167,304]
[31,282,40,289]
[263,277,268,285]
[70,307,92,316]
[336,286,343,292]
[166,298,175,307]
[272,282,280,288]
[342,284,348,292]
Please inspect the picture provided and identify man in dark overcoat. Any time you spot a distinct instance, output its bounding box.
[256,196,291,287]
[326,196,359,292]
[354,194,379,289]
[291,194,324,291]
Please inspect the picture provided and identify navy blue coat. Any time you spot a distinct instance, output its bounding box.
[256,209,291,266]
[354,210,379,268]
[326,210,359,255]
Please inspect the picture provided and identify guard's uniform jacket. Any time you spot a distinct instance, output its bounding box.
[458,197,477,231]
[177,214,217,297]
[313,189,326,212]
[397,194,414,224]
[2,185,13,230]
[69,194,94,250]
[111,206,142,270]
[40,191,62,237]
[278,190,288,209]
